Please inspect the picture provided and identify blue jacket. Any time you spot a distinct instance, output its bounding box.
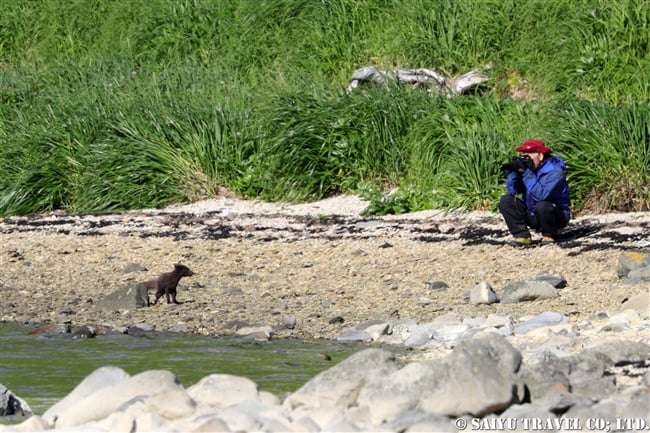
[506,155,571,221]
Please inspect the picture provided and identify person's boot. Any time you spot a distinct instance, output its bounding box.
[508,237,532,248]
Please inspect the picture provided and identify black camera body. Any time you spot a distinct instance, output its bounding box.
[501,155,532,173]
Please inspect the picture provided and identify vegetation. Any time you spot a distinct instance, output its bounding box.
[1,0,648,216]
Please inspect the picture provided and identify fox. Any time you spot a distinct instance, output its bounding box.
[138,263,194,306]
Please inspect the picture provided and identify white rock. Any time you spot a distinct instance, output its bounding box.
[144,389,197,420]
[187,374,260,409]
[171,413,231,433]
[470,281,499,304]
[42,365,130,425]
[54,370,182,428]
[0,415,51,432]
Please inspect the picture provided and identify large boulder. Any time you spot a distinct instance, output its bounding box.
[46,369,184,428]
[0,384,32,417]
[283,348,402,412]
[356,333,523,425]
[501,280,559,304]
[97,284,149,310]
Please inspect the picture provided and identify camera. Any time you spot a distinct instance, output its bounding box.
[501,155,532,173]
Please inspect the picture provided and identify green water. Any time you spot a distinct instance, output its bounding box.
[0,323,371,416]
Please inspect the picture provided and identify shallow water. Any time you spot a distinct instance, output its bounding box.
[0,323,374,415]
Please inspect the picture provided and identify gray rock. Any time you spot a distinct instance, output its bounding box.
[419,334,523,416]
[71,325,96,339]
[169,323,192,333]
[123,263,147,273]
[283,316,297,329]
[518,353,571,400]
[404,324,435,347]
[514,311,566,335]
[357,334,521,422]
[497,403,555,422]
[97,284,149,310]
[583,340,650,365]
[621,291,650,315]
[565,350,617,401]
[534,390,593,414]
[470,281,499,304]
[617,250,650,277]
[432,322,472,343]
[0,384,32,417]
[535,272,567,288]
[628,265,650,283]
[425,281,449,291]
[283,348,402,412]
[382,410,455,433]
[130,322,154,332]
[335,329,373,343]
[501,281,558,304]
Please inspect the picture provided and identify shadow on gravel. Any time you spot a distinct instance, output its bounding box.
[2,213,648,253]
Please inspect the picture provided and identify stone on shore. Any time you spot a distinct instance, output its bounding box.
[283,348,402,412]
[0,385,31,417]
[470,281,499,304]
[513,312,567,335]
[500,280,559,304]
[97,284,149,310]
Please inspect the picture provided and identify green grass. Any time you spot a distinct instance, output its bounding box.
[1,0,648,216]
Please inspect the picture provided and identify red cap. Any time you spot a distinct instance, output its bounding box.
[515,139,552,154]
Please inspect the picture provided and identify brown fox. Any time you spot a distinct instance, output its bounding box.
[138,263,194,306]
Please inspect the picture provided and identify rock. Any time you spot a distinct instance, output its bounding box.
[418,334,523,416]
[617,250,650,277]
[357,334,523,423]
[52,369,182,428]
[583,340,650,365]
[514,312,566,335]
[97,284,149,310]
[335,329,373,343]
[518,353,571,400]
[123,263,147,273]
[425,281,449,291]
[628,265,650,283]
[501,281,559,304]
[404,323,436,347]
[565,350,617,401]
[433,322,472,343]
[236,325,273,341]
[71,325,96,339]
[621,291,650,316]
[470,281,499,304]
[169,322,193,333]
[283,348,402,412]
[42,365,130,424]
[187,374,261,409]
[0,384,32,417]
[535,272,567,288]
[0,414,50,431]
[283,316,296,329]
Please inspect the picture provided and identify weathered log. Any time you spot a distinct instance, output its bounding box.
[347,66,489,95]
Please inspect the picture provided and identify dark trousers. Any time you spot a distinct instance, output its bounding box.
[499,194,568,238]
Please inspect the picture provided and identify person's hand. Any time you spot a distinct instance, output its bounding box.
[501,155,532,173]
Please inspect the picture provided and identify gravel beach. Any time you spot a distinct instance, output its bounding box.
[1,195,649,341]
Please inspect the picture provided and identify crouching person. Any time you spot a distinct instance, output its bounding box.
[499,139,571,247]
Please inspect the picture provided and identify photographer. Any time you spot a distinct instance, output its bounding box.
[498,139,571,247]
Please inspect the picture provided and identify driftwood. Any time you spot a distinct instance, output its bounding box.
[346,66,489,95]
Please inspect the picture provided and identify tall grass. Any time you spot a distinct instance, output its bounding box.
[1,0,648,216]
[547,100,649,212]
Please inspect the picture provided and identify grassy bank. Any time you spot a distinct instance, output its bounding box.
[1,0,648,216]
